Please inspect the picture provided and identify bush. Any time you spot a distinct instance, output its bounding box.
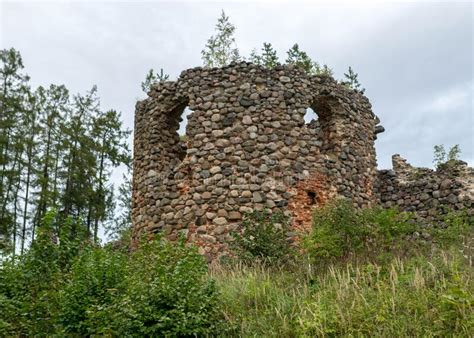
[0,211,86,336]
[58,247,127,335]
[303,199,417,265]
[114,236,221,336]
[1,214,222,336]
[231,209,294,264]
[58,236,222,336]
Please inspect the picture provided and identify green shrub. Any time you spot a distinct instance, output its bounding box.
[114,236,221,336]
[1,213,222,337]
[303,199,417,265]
[430,209,473,246]
[58,247,127,335]
[231,209,294,264]
[0,210,86,336]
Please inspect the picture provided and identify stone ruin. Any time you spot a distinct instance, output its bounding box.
[131,62,473,258]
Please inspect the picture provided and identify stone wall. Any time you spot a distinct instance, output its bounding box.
[375,155,474,219]
[132,62,381,257]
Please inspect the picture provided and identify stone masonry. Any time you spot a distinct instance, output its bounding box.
[132,61,473,258]
[376,155,474,219]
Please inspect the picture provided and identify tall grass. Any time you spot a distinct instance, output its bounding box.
[212,203,473,337]
[211,249,473,337]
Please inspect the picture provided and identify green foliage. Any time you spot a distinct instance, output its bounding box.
[249,42,280,69]
[434,144,462,169]
[303,200,417,265]
[343,66,365,93]
[0,48,131,255]
[231,209,294,264]
[58,246,127,335]
[0,210,88,335]
[2,204,472,336]
[201,10,240,68]
[0,218,221,336]
[141,68,170,93]
[285,43,333,76]
[115,236,221,336]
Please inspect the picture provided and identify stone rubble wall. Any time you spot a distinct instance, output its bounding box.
[132,62,379,257]
[375,155,474,219]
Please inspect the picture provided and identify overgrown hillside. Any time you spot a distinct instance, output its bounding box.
[1,202,472,336]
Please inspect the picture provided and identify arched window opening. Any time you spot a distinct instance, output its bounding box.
[304,107,318,124]
[168,102,194,165]
[178,107,192,136]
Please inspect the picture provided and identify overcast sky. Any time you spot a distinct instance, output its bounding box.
[1,0,473,170]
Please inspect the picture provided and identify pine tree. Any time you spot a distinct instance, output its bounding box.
[108,168,132,241]
[286,44,313,73]
[33,84,69,234]
[60,86,99,236]
[285,44,333,76]
[201,10,240,68]
[249,49,262,66]
[89,109,131,242]
[343,66,364,92]
[0,48,30,254]
[18,89,40,254]
[141,68,169,93]
[249,42,280,69]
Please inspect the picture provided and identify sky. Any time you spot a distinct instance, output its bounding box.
[1,0,473,170]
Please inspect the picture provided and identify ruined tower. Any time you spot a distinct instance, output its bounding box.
[131,62,381,257]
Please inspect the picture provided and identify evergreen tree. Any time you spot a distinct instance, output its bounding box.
[343,66,364,93]
[286,43,314,73]
[433,144,461,168]
[249,42,280,69]
[33,84,69,234]
[0,48,30,254]
[89,109,131,242]
[0,48,132,254]
[108,168,132,241]
[61,86,99,235]
[201,10,240,67]
[285,44,333,76]
[141,68,169,93]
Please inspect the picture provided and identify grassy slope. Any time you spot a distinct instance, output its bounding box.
[211,249,473,337]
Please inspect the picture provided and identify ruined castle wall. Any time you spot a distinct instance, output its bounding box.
[132,62,379,257]
[375,155,474,218]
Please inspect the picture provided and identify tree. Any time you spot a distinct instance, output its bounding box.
[285,43,333,76]
[33,84,69,235]
[107,168,132,241]
[0,48,30,255]
[343,66,364,93]
[0,48,132,255]
[89,109,131,242]
[201,10,240,68]
[433,144,461,169]
[249,42,280,69]
[141,68,169,93]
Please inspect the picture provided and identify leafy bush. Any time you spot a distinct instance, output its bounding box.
[1,213,221,336]
[113,236,221,336]
[0,210,87,336]
[303,199,417,264]
[231,209,294,264]
[58,247,127,335]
